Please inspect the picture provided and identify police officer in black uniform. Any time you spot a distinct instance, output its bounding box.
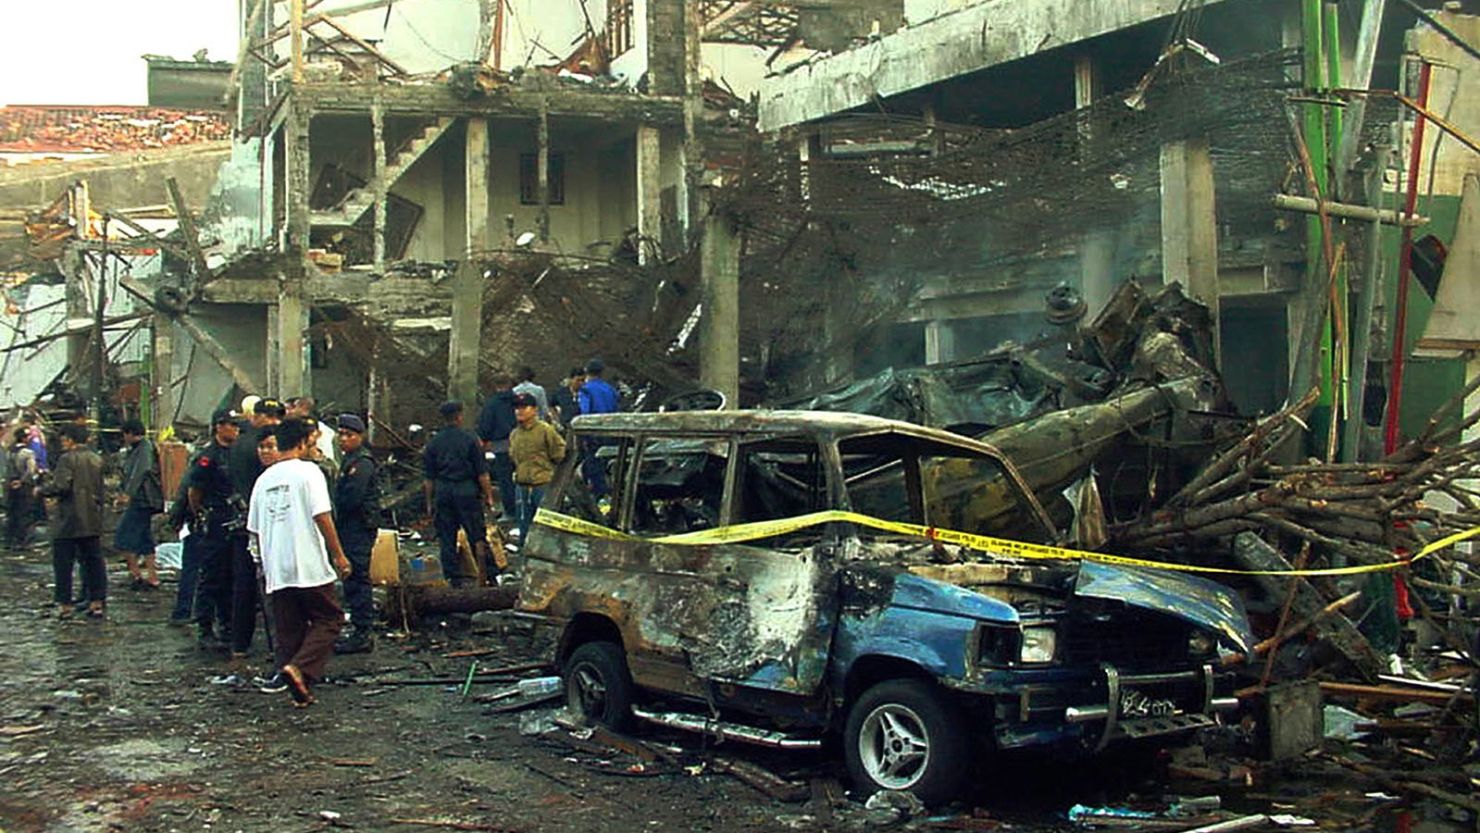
[333,414,379,653]
[422,401,496,587]
[225,398,284,658]
[187,409,240,650]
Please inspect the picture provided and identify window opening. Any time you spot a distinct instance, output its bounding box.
[627,437,730,536]
[606,0,635,57]
[519,152,566,205]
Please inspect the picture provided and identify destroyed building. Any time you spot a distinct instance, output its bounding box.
[734,0,1480,465]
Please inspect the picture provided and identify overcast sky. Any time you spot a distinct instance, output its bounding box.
[0,2,240,106]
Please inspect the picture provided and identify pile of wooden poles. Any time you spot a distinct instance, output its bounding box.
[1114,380,1480,580]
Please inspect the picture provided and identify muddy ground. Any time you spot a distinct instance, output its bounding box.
[0,539,1468,833]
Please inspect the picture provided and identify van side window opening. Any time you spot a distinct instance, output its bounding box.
[549,433,632,528]
[725,435,831,548]
[627,437,730,536]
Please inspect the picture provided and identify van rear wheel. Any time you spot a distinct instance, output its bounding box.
[844,679,969,806]
[563,641,635,731]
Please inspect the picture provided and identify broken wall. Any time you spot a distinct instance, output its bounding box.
[0,144,228,213]
[0,283,69,410]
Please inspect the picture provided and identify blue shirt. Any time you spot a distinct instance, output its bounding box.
[578,378,619,416]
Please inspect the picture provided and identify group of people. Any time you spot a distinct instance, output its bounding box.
[1,397,377,708]
[1,359,621,708]
[423,360,618,586]
[175,395,379,703]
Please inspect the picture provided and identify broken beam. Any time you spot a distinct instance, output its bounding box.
[293,83,683,124]
[313,14,409,76]
[177,314,264,395]
[1319,681,1474,705]
[165,177,215,286]
[103,211,195,263]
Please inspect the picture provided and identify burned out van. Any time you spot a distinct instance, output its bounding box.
[517,410,1251,803]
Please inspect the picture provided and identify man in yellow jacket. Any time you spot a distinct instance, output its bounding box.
[508,392,565,546]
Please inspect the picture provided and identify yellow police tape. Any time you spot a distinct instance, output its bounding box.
[533,507,1480,578]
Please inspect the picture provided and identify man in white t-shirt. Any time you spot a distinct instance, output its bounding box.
[247,419,351,707]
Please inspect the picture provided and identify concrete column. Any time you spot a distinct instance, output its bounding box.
[1074,54,1099,112]
[699,209,741,407]
[62,247,91,382]
[467,116,491,253]
[284,107,312,258]
[277,276,307,398]
[151,313,175,432]
[663,126,690,246]
[680,0,703,234]
[798,134,816,204]
[1075,54,1116,318]
[265,303,280,394]
[1160,138,1220,366]
[448,116,489,404]
[636,124,662,263]
[536,102,550,243]
[925,320,955,365]
[372,104,387,271]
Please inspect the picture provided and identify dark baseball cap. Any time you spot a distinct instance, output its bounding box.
[211,408,237,425]
[585,358,605,374]
[439,400,464,418]
[512,393,538,409]
[338,414,367,434]
[255,398,286,417]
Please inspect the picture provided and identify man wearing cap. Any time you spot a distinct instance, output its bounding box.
[333,414,378,653]
[509,393,565,546]
[424,401,496,587]
[187,408,241,650]
[577,359,620,497]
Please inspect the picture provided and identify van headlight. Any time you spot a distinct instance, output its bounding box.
[1019,626,1058,664]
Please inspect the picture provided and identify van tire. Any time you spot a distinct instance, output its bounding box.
[843,679,969,806]
[563,641,635,731]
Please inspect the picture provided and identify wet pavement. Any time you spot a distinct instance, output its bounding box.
[0,541,1473,833]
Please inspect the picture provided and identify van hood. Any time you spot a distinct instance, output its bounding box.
[1073,561,1253,653]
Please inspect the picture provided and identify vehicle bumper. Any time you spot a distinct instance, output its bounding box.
[946,662,1236,751]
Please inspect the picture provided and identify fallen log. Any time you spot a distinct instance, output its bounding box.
[388,584,519,620]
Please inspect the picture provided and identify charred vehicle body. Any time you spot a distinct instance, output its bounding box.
[517,411,1252,803]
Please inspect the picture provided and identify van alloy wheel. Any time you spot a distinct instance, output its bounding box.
[843,679,969,805]
[858,703,932,789]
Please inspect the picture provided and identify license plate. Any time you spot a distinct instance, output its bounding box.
[1120,688,1176,718]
